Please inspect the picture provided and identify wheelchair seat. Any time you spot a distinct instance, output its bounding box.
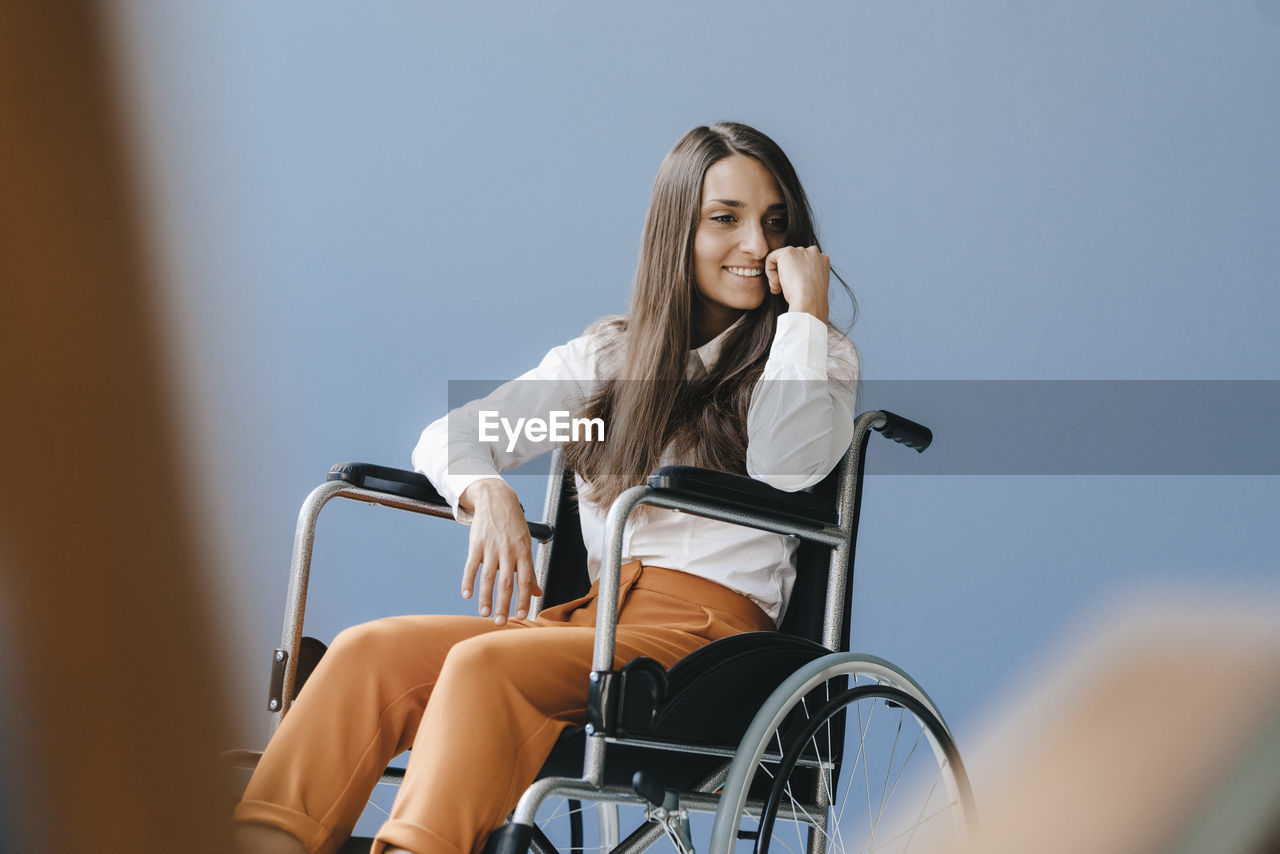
[536,631,829,785]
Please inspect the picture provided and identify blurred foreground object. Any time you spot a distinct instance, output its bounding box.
[935,596,1280,854]
[0,2,233,852]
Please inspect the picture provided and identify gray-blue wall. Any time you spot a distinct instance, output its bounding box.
[110,0,1280,829]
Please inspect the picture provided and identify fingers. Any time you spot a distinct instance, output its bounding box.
[512,553,540,621]
[473,558,537,625]
[458,480,540,625]
[461,544,480,600]
[765,246,830,317]
[462,530,536,625]
[764,249,783,294]
[475,554,496,618]
[489,553,543,625]
[490,562,516,624]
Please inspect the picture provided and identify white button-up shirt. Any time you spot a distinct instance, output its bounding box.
[412,311,858,623]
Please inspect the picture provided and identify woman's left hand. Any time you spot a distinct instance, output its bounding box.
[764,246,830,324]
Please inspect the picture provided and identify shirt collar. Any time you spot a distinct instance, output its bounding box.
[687,314,747,379]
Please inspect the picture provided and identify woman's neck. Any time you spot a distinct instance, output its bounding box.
[691,306,745,349]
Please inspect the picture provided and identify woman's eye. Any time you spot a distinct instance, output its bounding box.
[766,217,789,231]
[711,214,736,223]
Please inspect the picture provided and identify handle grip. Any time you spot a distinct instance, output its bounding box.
[873,410,932,453]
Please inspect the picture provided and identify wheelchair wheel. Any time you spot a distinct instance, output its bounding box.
[710,655,976,854]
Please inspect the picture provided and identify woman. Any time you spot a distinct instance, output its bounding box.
[234,121,859,854]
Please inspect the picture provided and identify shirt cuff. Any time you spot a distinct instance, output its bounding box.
[770,312,828,375]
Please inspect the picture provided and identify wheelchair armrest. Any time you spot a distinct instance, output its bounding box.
[326,461,554,541]
[646,466,837,527]
[328,462,447,503]
[272,461,557,725]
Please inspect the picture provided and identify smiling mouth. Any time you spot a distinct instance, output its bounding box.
[724,266,763,279]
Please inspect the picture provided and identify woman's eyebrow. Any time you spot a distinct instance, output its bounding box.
[704,199,788,210]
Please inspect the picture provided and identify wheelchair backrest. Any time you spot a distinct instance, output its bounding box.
[537,463,591,608]
[534,445,866,653]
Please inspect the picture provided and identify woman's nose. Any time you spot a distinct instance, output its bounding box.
[738,223,767,258]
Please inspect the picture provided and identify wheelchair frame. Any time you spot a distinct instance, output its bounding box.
[253,409,975,854]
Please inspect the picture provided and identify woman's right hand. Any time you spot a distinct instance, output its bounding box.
[458,478,542,625]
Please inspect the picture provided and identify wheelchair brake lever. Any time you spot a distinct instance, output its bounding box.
[632,771,695,854]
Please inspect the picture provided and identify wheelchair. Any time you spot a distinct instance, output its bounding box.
[228,409,977,854]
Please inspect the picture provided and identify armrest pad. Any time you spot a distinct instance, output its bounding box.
[646,466,837,527]
[327,462,556,541]
[327,462,447,504]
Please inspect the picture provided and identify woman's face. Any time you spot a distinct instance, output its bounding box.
[691,153,788,345]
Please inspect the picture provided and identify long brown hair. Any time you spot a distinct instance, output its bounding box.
[564,122,839,509]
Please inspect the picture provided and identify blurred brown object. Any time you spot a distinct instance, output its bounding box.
[935,599,1280,854]
[0,2,233,852]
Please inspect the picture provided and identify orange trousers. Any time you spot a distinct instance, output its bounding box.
[233,562,774,854]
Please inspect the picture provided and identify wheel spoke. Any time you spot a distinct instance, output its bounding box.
[864,706,902,850]
[901,765,946,852]
[873,722,925,838]
[866,800,954,854]
[823,718,851,854]
[858,700,875,840]
[769,827,806,854]
[874,707,904,830]
[829,744,853,854]
[532,798,617,854]
[776,728,809,854]
[366,795,392,820]
[869,711,928,845]
[538,799,570,825]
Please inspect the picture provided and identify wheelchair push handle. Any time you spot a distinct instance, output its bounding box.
[871,410,932,453]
